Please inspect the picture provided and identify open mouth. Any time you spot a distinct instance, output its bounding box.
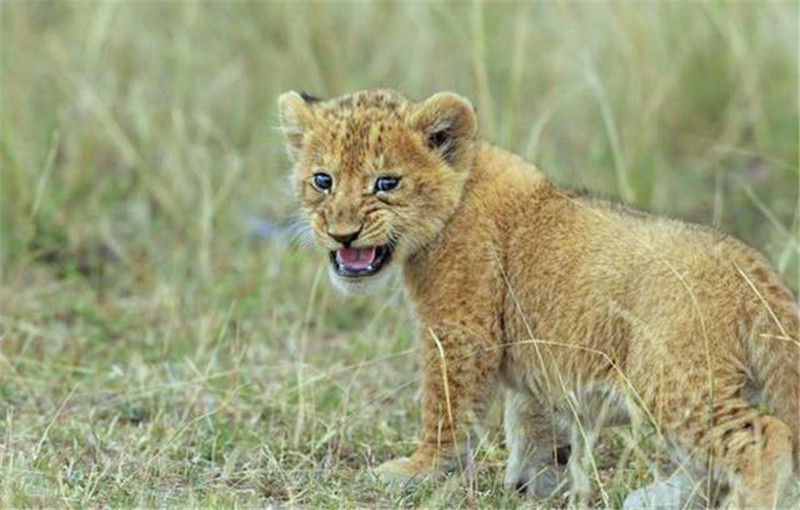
[329,245,392,277]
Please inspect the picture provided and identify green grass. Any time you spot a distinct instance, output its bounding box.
[1,1,798,507]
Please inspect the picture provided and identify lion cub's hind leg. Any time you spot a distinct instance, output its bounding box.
[637,393,794,509]
[717,413,793,509]
[503,389,569,498]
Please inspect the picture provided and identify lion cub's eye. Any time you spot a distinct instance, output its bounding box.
[374,175,400,193]
[312,172,333,192]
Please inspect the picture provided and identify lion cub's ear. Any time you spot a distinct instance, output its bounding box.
[411,92,477,166]
[277,91,319,159]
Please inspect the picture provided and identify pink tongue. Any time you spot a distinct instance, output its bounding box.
[336,247,377,270]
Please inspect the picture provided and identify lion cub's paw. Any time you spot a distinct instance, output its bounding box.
[622,470,695,510]
[375,456,441,484]
[504,463,566,498]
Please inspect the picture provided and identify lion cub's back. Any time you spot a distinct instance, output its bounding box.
[501,181,771,346]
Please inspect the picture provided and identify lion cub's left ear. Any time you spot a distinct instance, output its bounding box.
[277,91,318,159]
[411,92,477,166]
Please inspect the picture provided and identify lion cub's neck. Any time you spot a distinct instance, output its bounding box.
[402,141,552,302]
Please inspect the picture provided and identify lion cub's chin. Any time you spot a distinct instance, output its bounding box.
[327,264,395,295]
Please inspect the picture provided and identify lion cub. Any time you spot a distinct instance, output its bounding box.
[278,89,799,508]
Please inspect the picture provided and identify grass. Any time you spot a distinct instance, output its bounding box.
[1,1,799,507]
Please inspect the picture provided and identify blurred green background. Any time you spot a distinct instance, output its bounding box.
[2,1,798,507]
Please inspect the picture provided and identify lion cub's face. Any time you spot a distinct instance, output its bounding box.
[278,89,477,293]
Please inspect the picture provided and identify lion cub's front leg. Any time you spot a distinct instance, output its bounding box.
[504,389,570,497]
[376,327,501,482]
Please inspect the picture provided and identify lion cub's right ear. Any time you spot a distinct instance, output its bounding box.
[277,91,318,159]
[411,92,477,167]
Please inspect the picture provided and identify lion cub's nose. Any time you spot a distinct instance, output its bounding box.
[329,230,360,247]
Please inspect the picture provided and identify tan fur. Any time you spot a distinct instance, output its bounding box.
[278,89,800,507]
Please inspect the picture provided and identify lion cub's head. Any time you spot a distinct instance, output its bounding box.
[278,89,477,293]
